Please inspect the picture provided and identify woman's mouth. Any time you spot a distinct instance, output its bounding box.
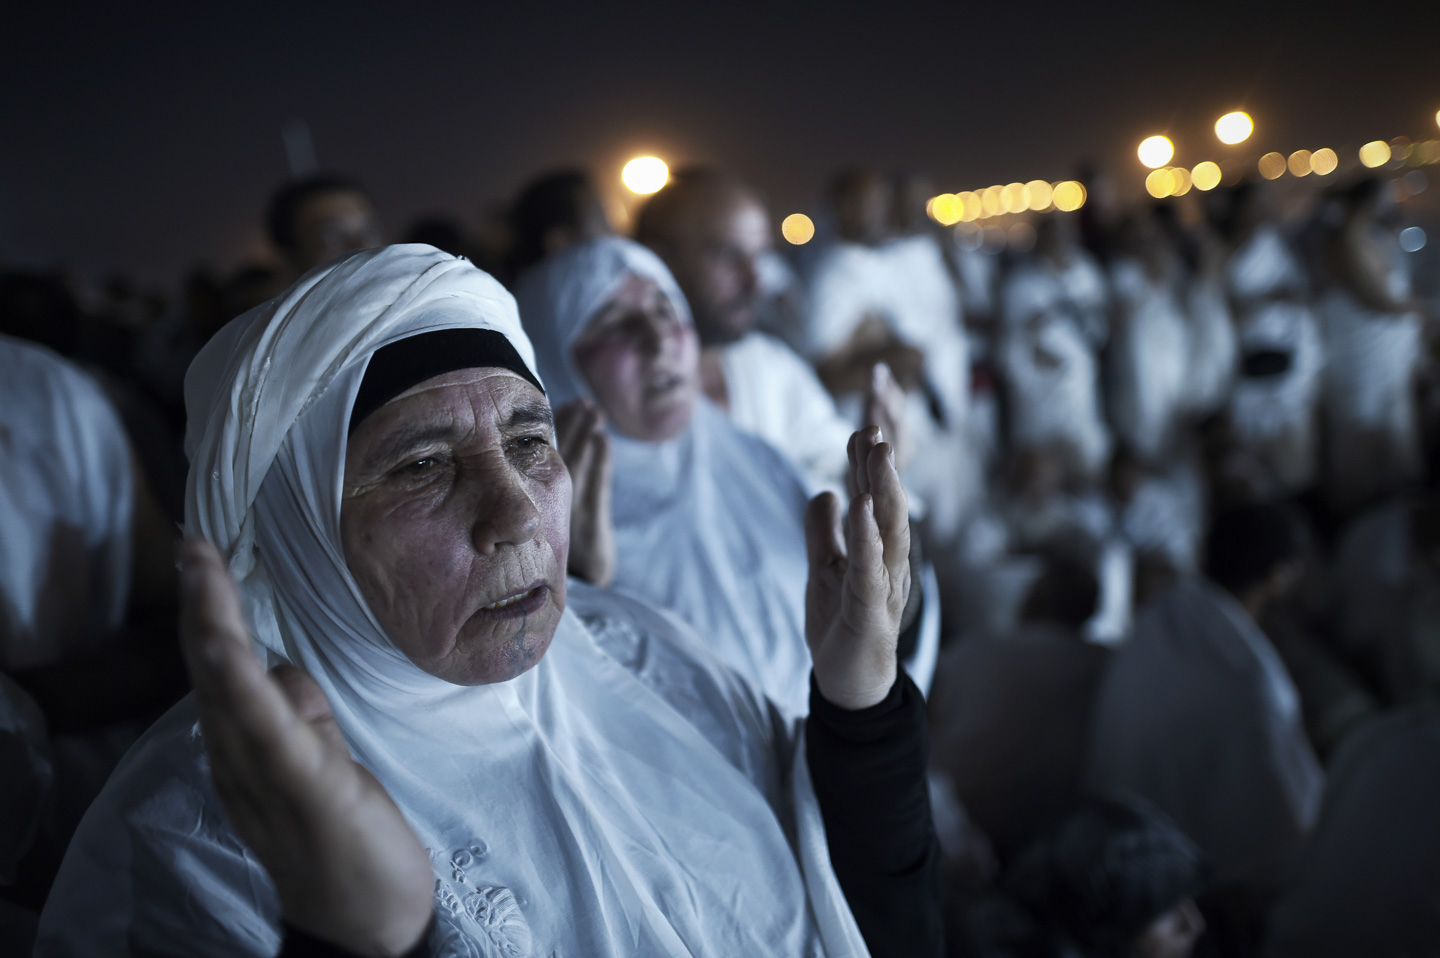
[476,584,548,619]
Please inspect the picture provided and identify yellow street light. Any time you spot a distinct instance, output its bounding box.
[621,156,669,194]
[781,213,815,245]
[1214,111,1254,145]
[929,194,963,226]
[1027,180,1053,211]
[958,192,982,222]
[1052,180,1086,212]
[1001,182,1030,214]
[1138,135,1175,169]
[1145,168,1176,198]
[1311,148,1338,176]
[1258,152,1287,180]
[1170,166,1192,196]
[1288,150,1313,177]
[1191,161,1222,191]
[1358,140,1391,169]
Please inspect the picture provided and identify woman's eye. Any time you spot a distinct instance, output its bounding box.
[395,458,437,476]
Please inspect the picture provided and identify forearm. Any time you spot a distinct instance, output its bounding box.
[806,671,943,958]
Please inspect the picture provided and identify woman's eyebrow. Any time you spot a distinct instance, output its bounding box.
[365,423,463,468]
[503,401,554,433]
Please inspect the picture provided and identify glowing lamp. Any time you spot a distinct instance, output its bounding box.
[1214,111,1254,145]
[781,213,815,245]
[621,156,669,194]
[1138,135,1175,169]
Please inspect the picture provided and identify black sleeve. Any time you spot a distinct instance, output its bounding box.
[806,671,944,958]
[279,917,434,958]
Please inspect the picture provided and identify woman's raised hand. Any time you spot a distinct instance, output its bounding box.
[179,539,434,958]
[554,399,616,587]
[803,427,911,710]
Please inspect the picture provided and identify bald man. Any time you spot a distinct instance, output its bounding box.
[636,168,907,493]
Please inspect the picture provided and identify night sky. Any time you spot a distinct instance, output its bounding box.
[4,0,1438,287]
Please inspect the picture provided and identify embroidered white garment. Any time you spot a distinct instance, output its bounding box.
[36,245,866,958]
[1086,580,1324,893]
[514,238,817,717]
[0,335,134,671]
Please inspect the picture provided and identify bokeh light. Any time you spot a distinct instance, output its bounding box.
[1145,169,1176,198]
[1311,148,1339,176]
[1400,226,1427,253]
[1214,111,1254,145]
[1258,152,1287,179]
[1052,180,1086,211]
[1359,140,1392,168]
[929,193,964,226]
[621,156,669,194]
[780,213,815,245]
[1192,161,1222,191]
[1027,180,1053,211]
[981,186,1003,218]
[958,191,982,222]
[1138,135,1175,169]
[1170,166,1192,196]
[1288,150,1313,177]
[1001,182,1031,214]
[1436,110,1440,131]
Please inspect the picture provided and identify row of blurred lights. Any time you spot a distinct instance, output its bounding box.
[921,180,1088,227]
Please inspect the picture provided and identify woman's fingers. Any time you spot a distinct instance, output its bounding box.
[866,440,911,591]
[586,429,612,511]
[804,491,847,573]
[848,425,881,502]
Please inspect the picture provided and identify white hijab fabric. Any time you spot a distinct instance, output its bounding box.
[1086,580,1324,893]
[515,238,817,717]
[38,246,865,957]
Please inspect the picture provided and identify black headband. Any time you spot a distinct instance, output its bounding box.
[348,328,544,435]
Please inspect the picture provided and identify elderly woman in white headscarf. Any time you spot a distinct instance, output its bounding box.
[514,237,929,715]
[36,246,923,957]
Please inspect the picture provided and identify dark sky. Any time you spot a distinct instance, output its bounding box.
[3,0,1438,286]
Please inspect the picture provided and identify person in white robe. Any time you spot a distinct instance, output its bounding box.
[1107,214,1192,464]
[1222,186,1325,493]
[1318,178,1426,512]
[998,217,1112,482]
[38,244,913,957]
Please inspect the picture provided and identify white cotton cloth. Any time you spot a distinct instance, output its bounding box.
[1000,253,1110,350]
[1180,275,1237,418]
[1086,580,1324,893]
[0,335,134,671]
[514,238,818,717]
[1264,705,1440,957]
[1107,259,1191,462]
[794,241,892,361]
[1119,460,1206,574]
[37,245,867,958]
[994,308,1111,479]
[876,234,970,427]
[719,330,854,496]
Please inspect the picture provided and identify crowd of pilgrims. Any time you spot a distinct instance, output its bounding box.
[1,157,1438,958]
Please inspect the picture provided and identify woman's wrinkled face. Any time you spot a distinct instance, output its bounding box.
[341,368,570,685]
[570,273,698,441]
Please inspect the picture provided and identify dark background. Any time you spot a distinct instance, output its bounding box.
[3,0,1438,286]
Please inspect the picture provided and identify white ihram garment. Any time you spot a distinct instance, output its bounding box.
[36,246,866,958]
[1107,259,1191,462]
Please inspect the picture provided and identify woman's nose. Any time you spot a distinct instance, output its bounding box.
[468,465,541,554]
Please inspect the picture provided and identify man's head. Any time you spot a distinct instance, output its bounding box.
[570,272,699,442]
[507,170,612,280]
[636,168,771,346]
[890,171,936,236]
[1204,502,1303,615]
[266,174,382,276]
[827,169,893,247]
[1034,214,1080,267]
[341,367,569,686]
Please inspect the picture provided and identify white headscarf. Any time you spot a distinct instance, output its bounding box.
[515,238,816,716]
[39,246,866,957]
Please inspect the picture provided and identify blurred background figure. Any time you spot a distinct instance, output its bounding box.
[265,173,382,280]
[1318,178,1425,513]
[505,169,613,284]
